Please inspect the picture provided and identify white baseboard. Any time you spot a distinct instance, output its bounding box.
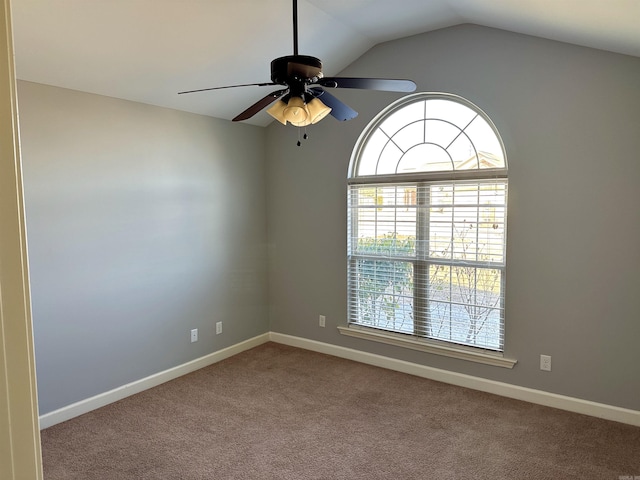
[269,332,640,427]
[39,331,640,429]
[39,333,270,429]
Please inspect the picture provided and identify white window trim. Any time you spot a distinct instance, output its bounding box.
[338,325,517,368]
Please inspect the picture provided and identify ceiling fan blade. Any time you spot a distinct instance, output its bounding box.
[178,82,277,95]
[317,77,416,92]
[233,89,288,122]
[309,88,358,122]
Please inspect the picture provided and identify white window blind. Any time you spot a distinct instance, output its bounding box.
[347,180,507,350]
[347,93,508,353]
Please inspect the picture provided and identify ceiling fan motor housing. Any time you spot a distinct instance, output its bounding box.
[271,55,323,88]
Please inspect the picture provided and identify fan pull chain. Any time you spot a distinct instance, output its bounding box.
[296,127,309,146]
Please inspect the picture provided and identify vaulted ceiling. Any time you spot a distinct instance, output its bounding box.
[11,0,640,126]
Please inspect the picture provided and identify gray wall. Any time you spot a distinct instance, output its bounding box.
[17,23,640,416]
[18,81,269,415]
[266,25,640,410]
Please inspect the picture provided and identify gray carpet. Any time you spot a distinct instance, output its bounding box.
[41,342,640,479]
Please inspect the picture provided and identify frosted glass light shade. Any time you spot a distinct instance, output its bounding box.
[307,98,332,124]
[283,97,308,123]
[266,100,288,125]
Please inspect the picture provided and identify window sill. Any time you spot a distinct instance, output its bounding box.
[337,325,517,369]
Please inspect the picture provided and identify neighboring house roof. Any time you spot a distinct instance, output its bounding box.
[456,151,504,170]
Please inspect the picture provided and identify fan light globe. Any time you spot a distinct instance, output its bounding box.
[307,98,332,124]
[283,97,308,123]
[266,100,288,125]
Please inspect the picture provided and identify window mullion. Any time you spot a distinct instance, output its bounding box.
[414,184,429,336]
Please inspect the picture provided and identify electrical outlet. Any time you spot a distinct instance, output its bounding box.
[190,328,198,343]
[319,315,326,327]
[216,321,222,335]
[540,354,551,371]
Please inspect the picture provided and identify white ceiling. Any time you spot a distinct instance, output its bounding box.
[11,0,640,126]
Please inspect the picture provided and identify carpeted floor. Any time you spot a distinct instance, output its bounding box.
[41,342,640,479]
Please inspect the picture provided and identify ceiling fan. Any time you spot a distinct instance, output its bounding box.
[178,0,416,129]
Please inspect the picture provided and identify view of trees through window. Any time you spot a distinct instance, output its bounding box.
[348,94,507,351]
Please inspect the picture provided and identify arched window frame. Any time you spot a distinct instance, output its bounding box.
[341,93,515,368]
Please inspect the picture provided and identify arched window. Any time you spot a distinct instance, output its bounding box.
[345,93,509,358]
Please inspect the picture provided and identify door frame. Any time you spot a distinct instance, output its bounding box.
[0,0,43,478]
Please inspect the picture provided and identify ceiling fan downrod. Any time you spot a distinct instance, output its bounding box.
[293,0,299,56]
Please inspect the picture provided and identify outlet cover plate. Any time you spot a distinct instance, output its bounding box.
[540,354,551,371]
